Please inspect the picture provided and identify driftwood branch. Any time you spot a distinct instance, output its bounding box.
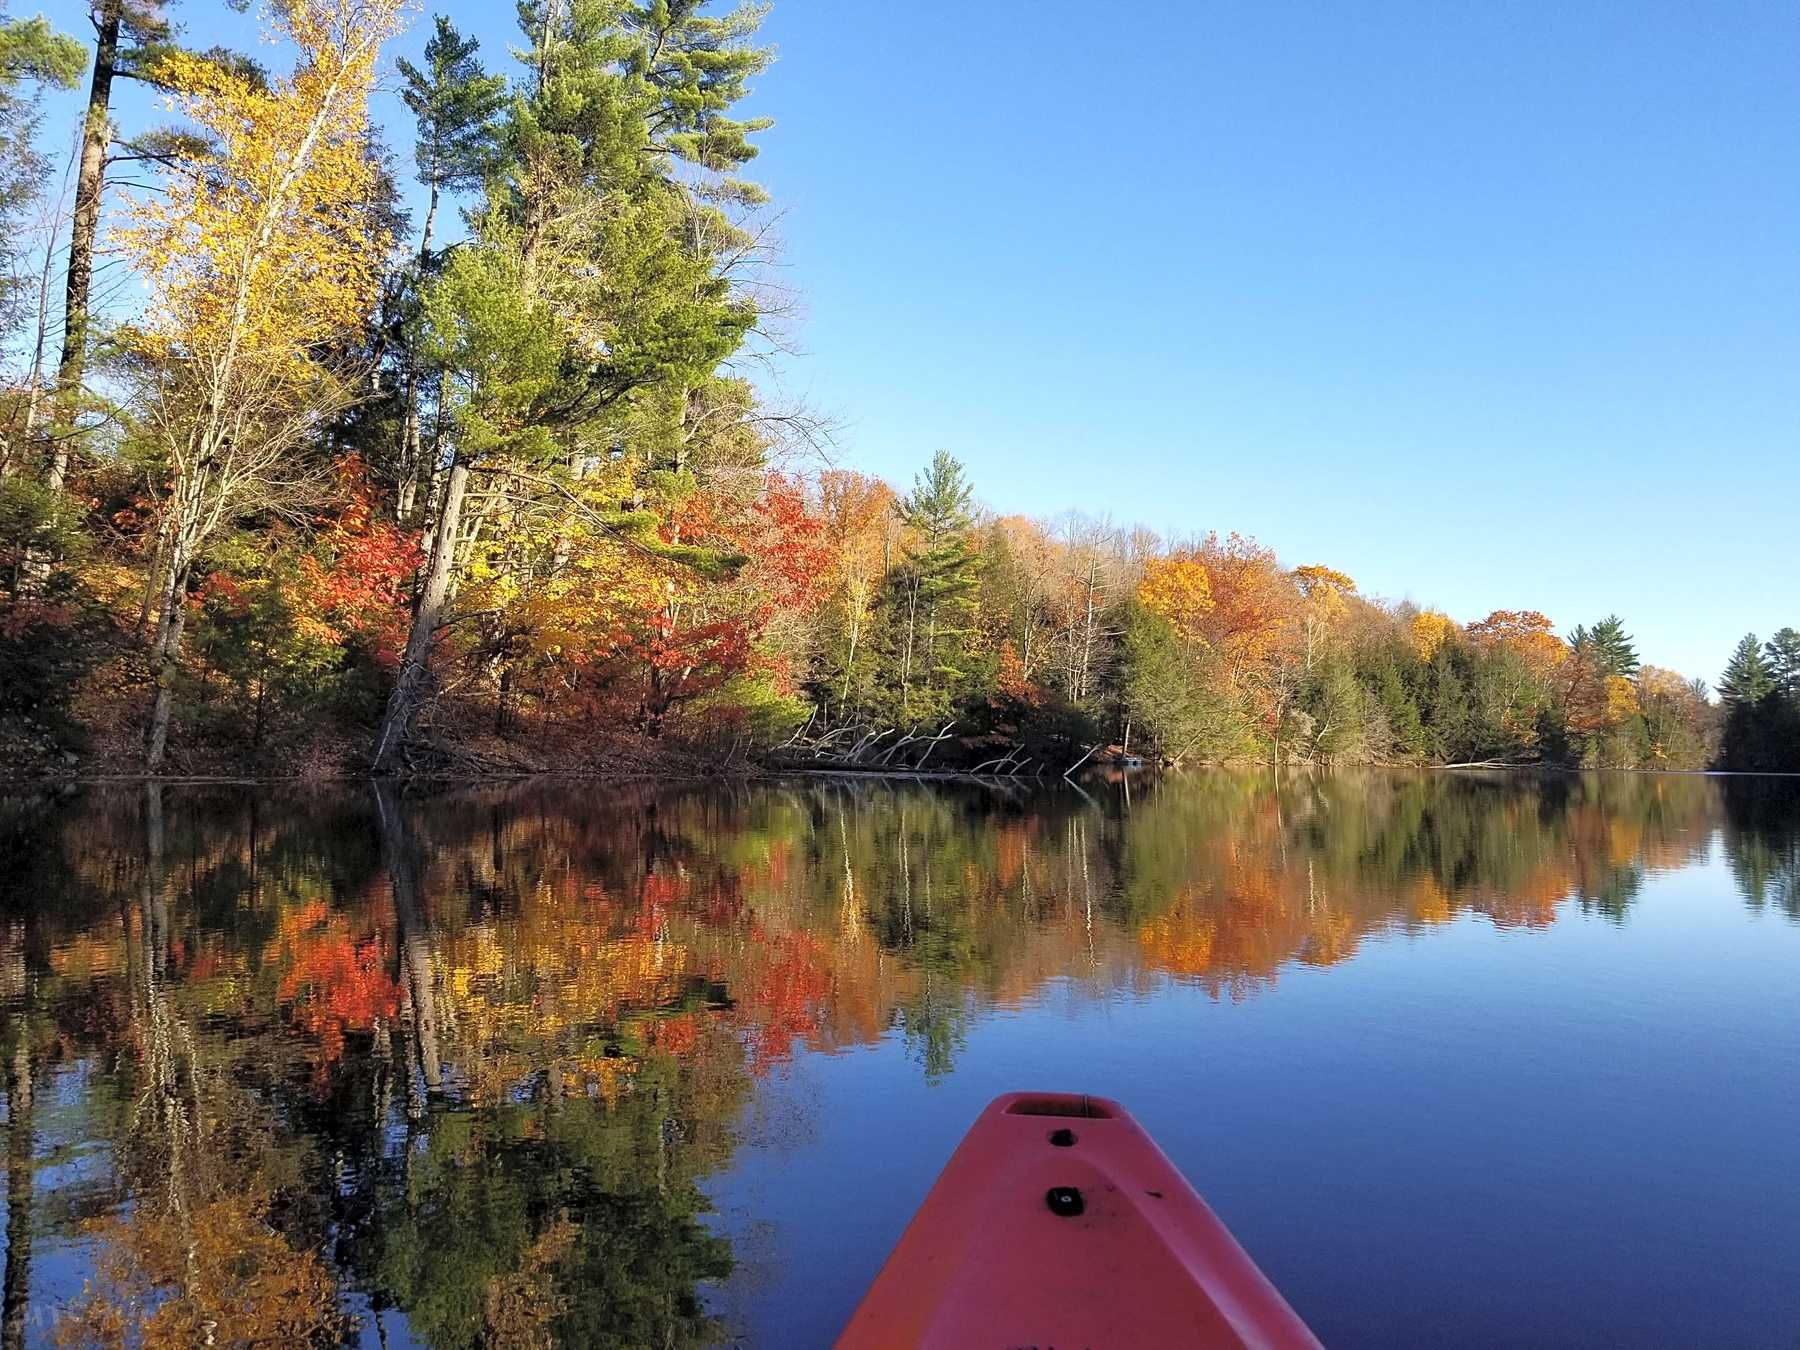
[1063,743,1102,781]
[768,718,1042,779]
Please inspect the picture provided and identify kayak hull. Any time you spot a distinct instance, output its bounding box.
[836,1092,1322,1349]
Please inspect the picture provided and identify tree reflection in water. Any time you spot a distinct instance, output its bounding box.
[0,770,1792,1346]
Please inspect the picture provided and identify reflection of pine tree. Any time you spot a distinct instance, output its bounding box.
[899,967,971,1083]
[1573,869,1644,921]
[1721,779,1800,919]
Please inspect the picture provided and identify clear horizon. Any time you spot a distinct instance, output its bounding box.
[31,0,1799,683]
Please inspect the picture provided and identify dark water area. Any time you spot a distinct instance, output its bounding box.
[1,771,1797,1349]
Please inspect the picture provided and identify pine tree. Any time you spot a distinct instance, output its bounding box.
[1718,634,1774,706]
[392,17,504,518]
[398,18,503,263]
[891,451,983,725]
[375,0,774,770]
[1364,649,1427,760]
[627,0,773,183]
[1764,627,1800,699]
[1422,643,1475,761]
[1117,601,1247,765]
[1718,633,1799,772]
[1571,614,1638,678]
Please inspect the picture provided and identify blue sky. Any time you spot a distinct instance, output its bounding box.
[35,0,1800,682]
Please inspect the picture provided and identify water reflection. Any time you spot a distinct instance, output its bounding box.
[1720,777,1800,919]
[0,771,1795,1346]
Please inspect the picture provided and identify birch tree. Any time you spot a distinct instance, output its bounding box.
[118,0,407,769]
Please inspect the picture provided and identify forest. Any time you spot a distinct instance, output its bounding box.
[0,0,1794,779]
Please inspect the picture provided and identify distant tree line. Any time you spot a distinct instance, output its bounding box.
[786,454,1719,772]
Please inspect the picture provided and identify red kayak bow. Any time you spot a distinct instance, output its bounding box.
[837,1092,1322,1349]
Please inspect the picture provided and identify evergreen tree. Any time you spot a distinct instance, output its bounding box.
[627,0,773,184]
[1364,650,1427,761]
[392,17,505,517]
[1718,634,1773,706]
[1764,627,1800,699]
[890,451,982,725]
[1715,633,1795,772]
[375,0,773,769]
[398,17,504,262]
[51,2,259,486]
[1117,601,1246,765]
[1570,614,1638,678]
[1304,654,1372,762]
[1421,643,1474,761]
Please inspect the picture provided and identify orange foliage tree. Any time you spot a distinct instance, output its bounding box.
[1190,533,1295,686]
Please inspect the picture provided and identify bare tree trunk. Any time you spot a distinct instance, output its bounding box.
[395,378,428,523]
[19,163,74,456]
[143,507,201,771]
[10,171,80,582]
[145,560,190,772]
[51,0,123,489]
[1078,558,1100,701]
[134,524,169,640]
[375,458,470,772]
[839,598,861,709]
[419,184,439,267]
[899,573,919,721]
[412,403,450,551]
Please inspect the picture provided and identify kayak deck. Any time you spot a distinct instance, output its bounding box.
[837,1092,1322,1349]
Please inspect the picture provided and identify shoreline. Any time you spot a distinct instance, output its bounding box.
[6,763,1791,791]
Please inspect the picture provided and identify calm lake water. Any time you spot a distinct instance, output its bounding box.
[2,771,1798,1349]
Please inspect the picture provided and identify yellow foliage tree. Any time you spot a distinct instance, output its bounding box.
[1291,563,1356,669]
[1409,610,1455,662]
[119,0,409,768]
[1605,673,1640,721]
[818,469,899,704]
[1137,555,1213,644]
[1291,564,1355,603]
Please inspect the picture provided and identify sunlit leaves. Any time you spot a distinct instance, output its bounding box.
[1136,555,1213,643]
[420,245,566,462]
[1409,610,1455,662]
[119,0,404,376]
[1466,609,1568,675]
